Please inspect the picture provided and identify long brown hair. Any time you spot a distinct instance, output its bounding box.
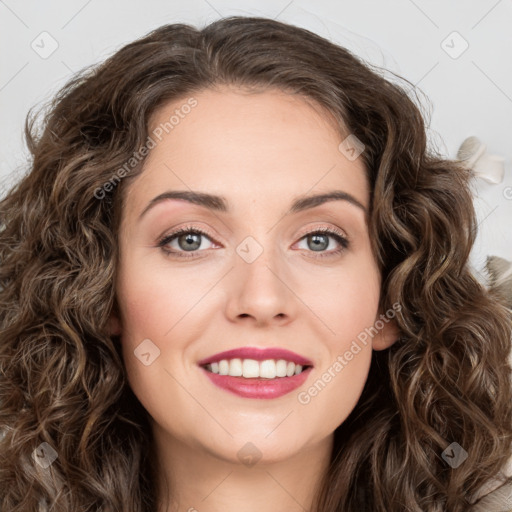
[1,16,511,511]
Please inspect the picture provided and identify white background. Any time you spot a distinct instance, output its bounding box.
[1,0,511,280]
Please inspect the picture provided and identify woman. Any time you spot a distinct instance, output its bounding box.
[1,16,511,512]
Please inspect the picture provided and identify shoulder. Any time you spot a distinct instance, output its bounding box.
[469,477,512,512]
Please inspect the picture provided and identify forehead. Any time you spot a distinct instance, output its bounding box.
[123,87,368,218]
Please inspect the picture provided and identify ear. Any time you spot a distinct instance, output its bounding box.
[371,313,401,351]
[108,303,122,337]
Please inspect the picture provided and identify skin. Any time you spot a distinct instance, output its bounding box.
[109,86,400,512]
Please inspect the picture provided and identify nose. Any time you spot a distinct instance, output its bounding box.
[224,239,298,327]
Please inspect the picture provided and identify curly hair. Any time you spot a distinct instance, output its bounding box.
[1,16,511,512]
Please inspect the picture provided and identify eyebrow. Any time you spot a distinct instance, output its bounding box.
[137,189,367,222]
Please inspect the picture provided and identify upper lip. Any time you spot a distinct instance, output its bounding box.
[197,347,314,367]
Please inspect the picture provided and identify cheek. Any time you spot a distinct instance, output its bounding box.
[295,256,380,431]
[299,319,374,438]
[304,255,381,342]
[115,254,211,401]
[116,253,202,342]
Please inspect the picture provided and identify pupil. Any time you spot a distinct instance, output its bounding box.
[180,233,201,251]
[310,234,328,251]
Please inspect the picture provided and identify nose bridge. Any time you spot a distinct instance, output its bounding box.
[225,228,294,323]
[232,203,280,269]
[236,230,284,291]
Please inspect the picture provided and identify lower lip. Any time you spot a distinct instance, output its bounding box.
[200,366,313,399]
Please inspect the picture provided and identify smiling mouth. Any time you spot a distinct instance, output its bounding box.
[201,358,312,379]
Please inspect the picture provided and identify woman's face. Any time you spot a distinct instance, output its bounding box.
[110,87,398,465]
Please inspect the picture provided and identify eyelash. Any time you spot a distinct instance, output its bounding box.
[157,224,349,260]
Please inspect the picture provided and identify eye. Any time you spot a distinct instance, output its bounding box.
[157,225,350,259]
[157,225,217,258]
[294,226,349,259]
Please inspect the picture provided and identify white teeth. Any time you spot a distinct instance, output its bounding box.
[276,359,287,377]
[242,359,260,378]
[260,359,277,379]
[229,358,243,377]
[219,360,229,375]
[205,358,309,378]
